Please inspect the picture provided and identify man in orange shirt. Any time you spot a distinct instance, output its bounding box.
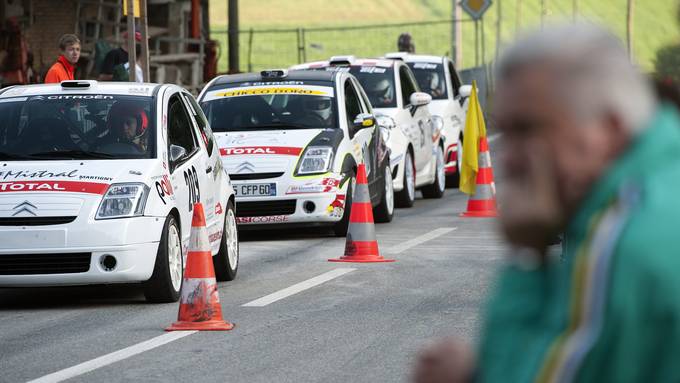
[44,34,81,83]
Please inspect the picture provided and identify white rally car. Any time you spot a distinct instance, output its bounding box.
[385,53,472,187]
[198,69,393,236]
[0,81,238,302]
[292,56,446,207]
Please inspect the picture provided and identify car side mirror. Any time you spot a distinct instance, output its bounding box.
[353,113,376,130]
[459,85,472,99]
[169,144,187,164]
[409,92,432,107]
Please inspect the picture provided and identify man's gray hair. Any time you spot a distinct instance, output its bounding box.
[497,23,656,133]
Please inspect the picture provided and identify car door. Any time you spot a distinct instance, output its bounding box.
[446,59,466,127]
[166,91,208,244]
[180,92,222,232]
[398,64,432,176]
[344,77,374,181]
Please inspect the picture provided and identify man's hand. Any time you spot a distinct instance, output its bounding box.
[412,337,475,383]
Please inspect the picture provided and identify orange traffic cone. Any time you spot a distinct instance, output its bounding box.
[460,136,498,217]
[166,203,234,331]
[329,164,395,263]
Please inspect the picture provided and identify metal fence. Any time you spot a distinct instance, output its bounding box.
[212,19,476,73]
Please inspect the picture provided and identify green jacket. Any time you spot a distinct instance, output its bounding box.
[477,105,680,383]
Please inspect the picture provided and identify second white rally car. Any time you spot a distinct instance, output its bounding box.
[292,56,446,207]
[198,69,394,236]
[0,81,238,302]
[385,52,471,187]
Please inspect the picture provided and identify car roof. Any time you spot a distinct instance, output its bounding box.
[211,70,338,86]
[0,81,165,98]
[384,52,448,64]
[292,57,397,70]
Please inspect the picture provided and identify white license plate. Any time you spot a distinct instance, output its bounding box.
[234,183,277,197]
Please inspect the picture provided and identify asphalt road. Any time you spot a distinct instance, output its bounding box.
[0,139,508,383]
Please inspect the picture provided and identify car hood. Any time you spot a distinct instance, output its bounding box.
[215,129,327,175]
[0,160,155,217]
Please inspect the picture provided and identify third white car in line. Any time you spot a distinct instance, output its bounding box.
[292,56,446,207]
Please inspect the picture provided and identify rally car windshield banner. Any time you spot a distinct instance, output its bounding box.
[202,85,335,102]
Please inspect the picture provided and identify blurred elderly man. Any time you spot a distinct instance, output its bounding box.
[414,23,680,383]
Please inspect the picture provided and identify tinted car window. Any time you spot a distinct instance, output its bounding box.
[344,80,363,127]
[399,66,418,107]
[182,93,215,154]
[0,95,154,160]
[408,62,448,100]
[167,94,198,157]
[348,66,397,108]
[200,81,338,132]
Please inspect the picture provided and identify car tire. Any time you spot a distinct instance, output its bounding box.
[395,150,416,208]
[446,135,462,188]
[143,214,183,303]
[422,145,446,199]
[374,162,394,223]
[214,201,239,282]
[333,173,355,237]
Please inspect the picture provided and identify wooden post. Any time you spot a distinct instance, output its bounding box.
[126,0,136,82]
[139,0,150,82]
[455,1,463,66]
[495,0,502,61]
[515,0,522,35]
[228,0,239,73]
[627,0,634,60]
[474,19,479,67]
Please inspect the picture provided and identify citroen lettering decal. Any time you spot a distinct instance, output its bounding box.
[12,200,37,216]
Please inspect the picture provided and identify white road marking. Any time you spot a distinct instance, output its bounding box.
[488,133,502,143]
[243,268,356,307]
[384,227,457,255]
[27,331,197,383]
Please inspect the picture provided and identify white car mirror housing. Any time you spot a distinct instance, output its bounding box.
[409,92,432,107]
[459,85,472,99]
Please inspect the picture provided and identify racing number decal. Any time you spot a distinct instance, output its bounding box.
[183,166,201,211]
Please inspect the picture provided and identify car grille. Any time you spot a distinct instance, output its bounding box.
[0,216,77,226]
[0,253,91,275]
[229,172,284,181]
[236,200,297,217]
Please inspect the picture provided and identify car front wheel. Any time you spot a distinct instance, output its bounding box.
[374,162,394,223]
[422,145,446,199]
[143,214,183,303]
[395,151,416,208]
[214,201,239,281]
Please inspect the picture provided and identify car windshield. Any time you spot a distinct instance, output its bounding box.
[200,82,338,132]
[348,66,397,108]
[0,94,154,161]
[408,62,448,100]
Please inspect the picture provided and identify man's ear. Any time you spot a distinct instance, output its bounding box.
[602,112,631,159]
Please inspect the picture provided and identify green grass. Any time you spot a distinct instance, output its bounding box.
[209,0,680,73]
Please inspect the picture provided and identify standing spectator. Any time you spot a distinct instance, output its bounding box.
[99,31,140,81]
[112,43,143,83]
[398,32,415,53]
[44,34,80,83]
[413,23,680,383]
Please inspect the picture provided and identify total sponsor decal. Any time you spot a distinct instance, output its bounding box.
[286,177,341,195]
[220,146,302,156]
[236,215,289,224]
[0,180,108,194]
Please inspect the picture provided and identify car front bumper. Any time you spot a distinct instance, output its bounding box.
[0,216,165,286]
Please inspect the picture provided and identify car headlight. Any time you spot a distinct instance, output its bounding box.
[296,146,334,175]
[431,115,444,134]
[96,183,150,220]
